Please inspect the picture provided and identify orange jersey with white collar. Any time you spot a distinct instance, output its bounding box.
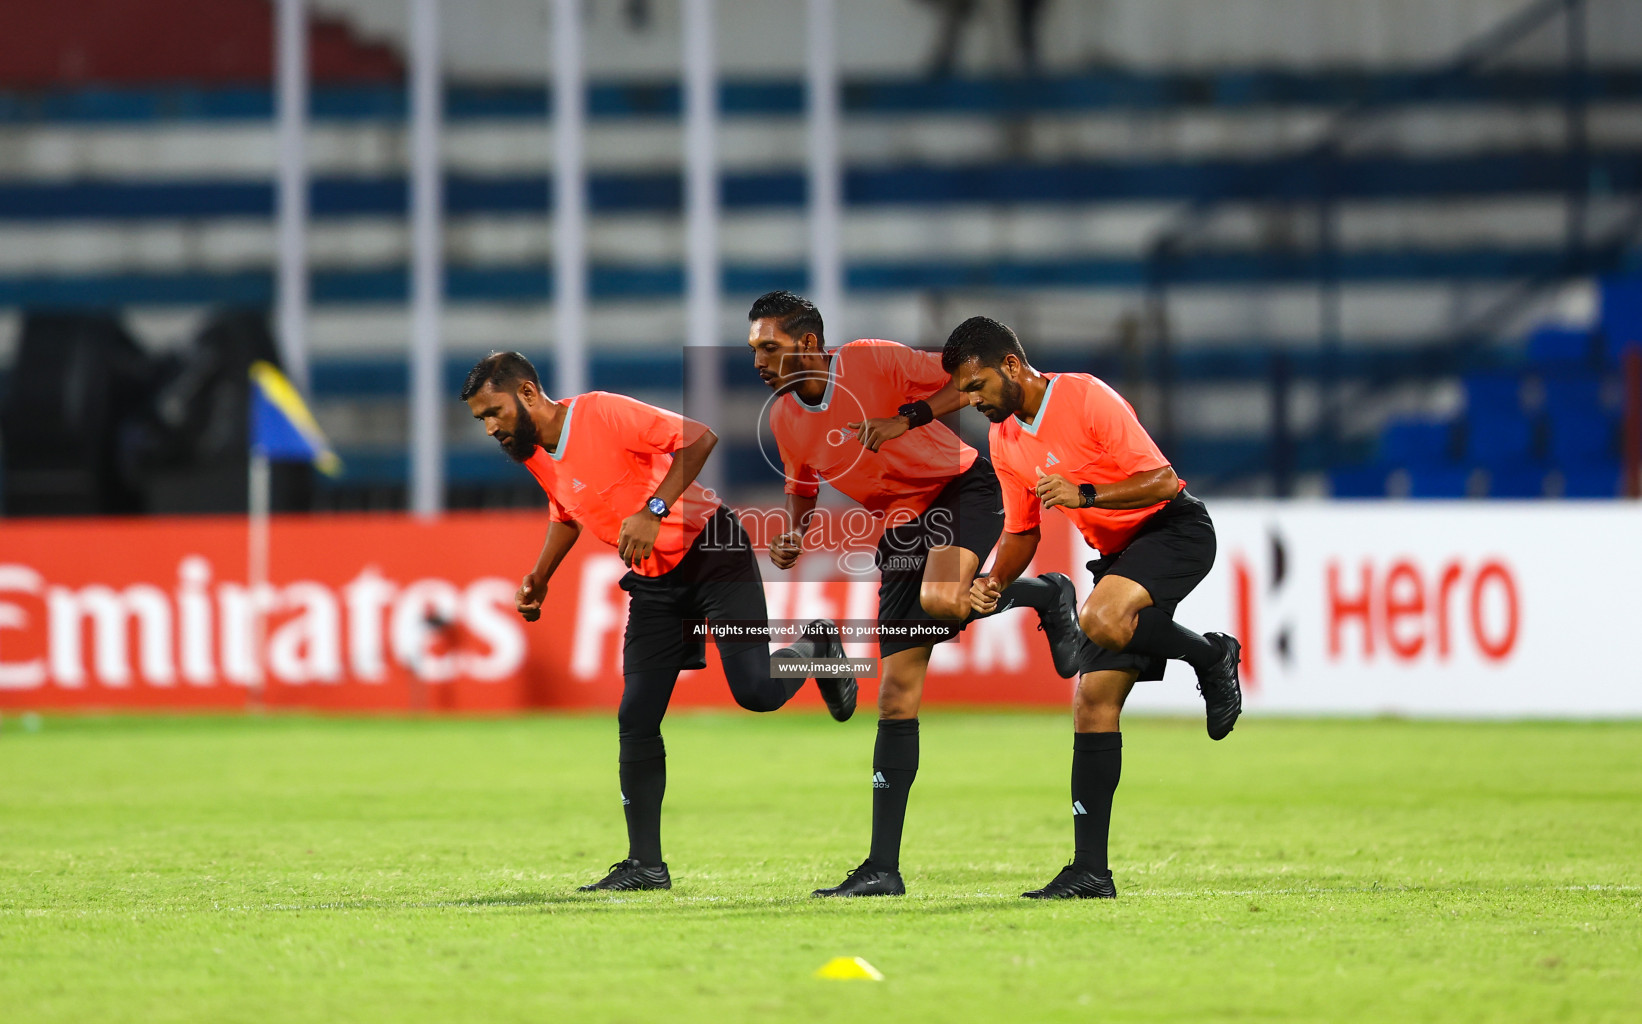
[522,391,718,576]
[988,372,1183,556]
[768,339,977,524]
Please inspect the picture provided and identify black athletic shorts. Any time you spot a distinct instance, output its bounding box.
[875,455,1005,658]
[1075,488,1216,681]
[619,506,769,675]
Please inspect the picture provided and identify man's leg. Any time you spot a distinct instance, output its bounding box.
[812,644,930,897]
[701,580,852,718]
[1079,574,1218,671]
[577,667,679,891]
[918,543,981,621]
[916,543,1073,625]
[1069,670,1135,876]
[1022,668,1135,900]
[920,523,1087,679]
[869,645,928,869]
[1078,570,1241,740]
[615,669,677,867]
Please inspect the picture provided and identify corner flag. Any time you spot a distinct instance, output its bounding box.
[249,360,342,476]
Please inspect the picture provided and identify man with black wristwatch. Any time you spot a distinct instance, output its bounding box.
[460,351,856,894]
[746,291,1091,898]
[942,316,1243,901]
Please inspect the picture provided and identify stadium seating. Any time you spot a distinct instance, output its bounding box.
[1,1,1638,505]
[1379,418,1457,467]
[1406,466,1474,499]
[1328,464,1390,499]
[1561,463,1622,498]
[1527,327,1598,371]
[1485,464,1547,499]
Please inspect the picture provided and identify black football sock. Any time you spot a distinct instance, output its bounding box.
[1122,606,1217,671]
[618,734,667,866]
[868,718,919,871]
[970,574,1059,619]
[1071,731,1121,874]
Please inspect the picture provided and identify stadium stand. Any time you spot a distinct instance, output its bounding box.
[1,0,1639,507]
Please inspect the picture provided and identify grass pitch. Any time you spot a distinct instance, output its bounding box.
[2,711,1639,1023]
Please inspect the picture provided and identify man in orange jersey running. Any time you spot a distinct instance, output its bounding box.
[461,352,855,893]
[746,291,1090,898]
[942,316,1242,900]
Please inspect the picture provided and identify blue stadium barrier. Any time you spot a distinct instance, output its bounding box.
[310,353,689,397]
[3,71,1640,124]
[9,246,1638,310]
[3,152,1639,221]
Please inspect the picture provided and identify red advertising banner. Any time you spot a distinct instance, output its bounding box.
[0,511,1078,712]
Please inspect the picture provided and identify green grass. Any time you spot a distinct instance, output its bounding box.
[1,712,1639,1023]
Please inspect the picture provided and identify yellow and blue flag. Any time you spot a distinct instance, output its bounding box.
[249,360,342,477]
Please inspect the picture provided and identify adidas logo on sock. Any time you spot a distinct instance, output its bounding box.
[872,771,890,790]
[1045,452,1060,466]
[621,791,630,806]
[1072,800,1087,815]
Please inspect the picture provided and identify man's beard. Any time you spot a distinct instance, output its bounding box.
[497,396,540,462]
[980,375,1024,422]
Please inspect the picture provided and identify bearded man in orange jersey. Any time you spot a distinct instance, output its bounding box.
[942,316,1242,900]
[462,351,854,893]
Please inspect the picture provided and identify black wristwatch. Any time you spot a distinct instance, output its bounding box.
[1077,483,1098,508]
[646,496,671,519]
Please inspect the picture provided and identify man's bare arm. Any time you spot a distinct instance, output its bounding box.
[971,528,1041,615]
[652,428,718,507]
[1038,465,1179,511]
[770,491,819,570]
[518,519,583,620]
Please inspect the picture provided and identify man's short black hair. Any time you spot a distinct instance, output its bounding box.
[748,290,825,347]
[460,351,540,401]
[941,316,1028,373]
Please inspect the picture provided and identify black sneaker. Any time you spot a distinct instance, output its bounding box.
[804,619,857,723]
[577,859,671,892]
[811,859,905,897]
[1021,863,1117,899]
[1197,632,1243,741]
[1036,572,1091,679]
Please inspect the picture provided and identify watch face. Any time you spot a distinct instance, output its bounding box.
[648,497,668,516]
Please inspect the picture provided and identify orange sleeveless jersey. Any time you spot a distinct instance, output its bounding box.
[988,372,1184,556]
[768,339,977,525]
[523,391,719,576]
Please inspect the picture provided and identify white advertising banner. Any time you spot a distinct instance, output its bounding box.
[1101,501,1642,718]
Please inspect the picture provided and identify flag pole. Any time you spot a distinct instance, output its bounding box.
[247,450,271,711]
